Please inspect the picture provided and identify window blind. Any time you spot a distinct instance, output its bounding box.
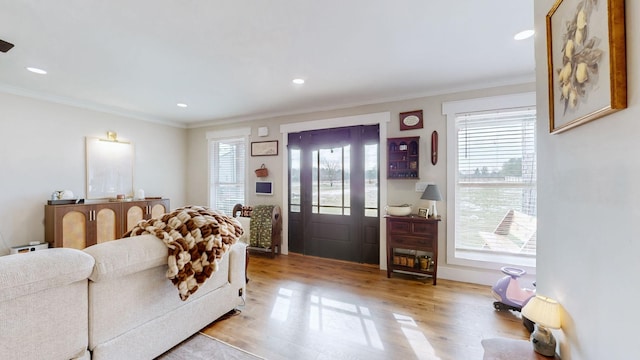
[209,137,246,215]
[454,107,537,256]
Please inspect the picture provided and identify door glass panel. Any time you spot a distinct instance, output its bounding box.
[343,145,350,215]
[317,146,350,215]
[290,148,301,213]
[364,144,379,217]
[312,150,319,214]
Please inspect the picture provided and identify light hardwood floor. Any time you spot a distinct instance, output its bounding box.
[202,252,530,360]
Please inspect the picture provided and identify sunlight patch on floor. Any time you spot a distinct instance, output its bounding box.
[394,313,441,360]
[269,287,293,322]
[269,290,385,351]
[309,295,384,350]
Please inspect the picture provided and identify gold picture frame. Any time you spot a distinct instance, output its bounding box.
[546,0,626,134]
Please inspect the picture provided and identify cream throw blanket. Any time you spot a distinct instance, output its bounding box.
[124,205,243,301]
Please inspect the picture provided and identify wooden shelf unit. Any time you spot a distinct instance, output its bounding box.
[385,215,440,285]
[387,136,419,179]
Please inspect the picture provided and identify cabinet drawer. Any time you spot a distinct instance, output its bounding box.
[412,222,436,235]
[388,220,411,234]
[390,235,433,249]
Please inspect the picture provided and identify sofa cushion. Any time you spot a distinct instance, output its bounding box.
[0,248,94,302]
[84,234,167,282]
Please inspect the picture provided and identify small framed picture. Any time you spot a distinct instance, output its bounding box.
[399,110,424,131]
[251,140,278,156]
[418,208,429,218]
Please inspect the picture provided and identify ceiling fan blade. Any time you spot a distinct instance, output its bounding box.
[0,39,15,53]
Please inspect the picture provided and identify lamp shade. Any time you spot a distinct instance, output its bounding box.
[522,295,561,329]
[421,184,442,201]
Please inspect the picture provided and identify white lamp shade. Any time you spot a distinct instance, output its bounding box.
[522,295,561,329]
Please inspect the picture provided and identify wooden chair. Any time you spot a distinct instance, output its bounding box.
[479,209,536,254]
[232,203,282,258]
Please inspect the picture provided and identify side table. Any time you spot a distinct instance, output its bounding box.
[385,215,440,285]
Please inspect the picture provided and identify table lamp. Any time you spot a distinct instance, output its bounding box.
[420,184,442,218]
[521,295,561,357]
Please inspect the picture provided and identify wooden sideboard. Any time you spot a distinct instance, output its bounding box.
[385,215,440,285]
[44,199,169,249]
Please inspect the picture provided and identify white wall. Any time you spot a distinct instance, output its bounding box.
[0,92,187,252]
[187,82,534,283]
[535,1,639,359]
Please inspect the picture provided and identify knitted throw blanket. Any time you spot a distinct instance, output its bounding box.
[249,205,274,249]
[123,205,243,301]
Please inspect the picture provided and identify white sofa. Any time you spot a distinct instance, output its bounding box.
[0,234,247,360]
[0,248,95,360]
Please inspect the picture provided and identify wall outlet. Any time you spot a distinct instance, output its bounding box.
[415,182,431,192]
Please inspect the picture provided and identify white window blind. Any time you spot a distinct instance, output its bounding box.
[209,137,246,215]
[454,107,537,258]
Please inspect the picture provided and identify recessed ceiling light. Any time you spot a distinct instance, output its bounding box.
[26,67,47,75]
[177,103,188,108]
[292,78,305,85]
[514,30,535,40]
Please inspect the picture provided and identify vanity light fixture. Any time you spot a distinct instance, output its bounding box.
[98,131,129,144]
[26,67,47,75]
[514,29,534,40]
[292,78,305,85]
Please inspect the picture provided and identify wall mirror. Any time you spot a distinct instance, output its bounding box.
[85,137,134,199]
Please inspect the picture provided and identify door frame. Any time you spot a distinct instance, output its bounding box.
[280,112,390,269]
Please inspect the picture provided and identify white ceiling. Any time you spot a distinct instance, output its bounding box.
[0,1,535,128]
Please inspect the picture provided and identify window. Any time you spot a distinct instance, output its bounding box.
[444,93,536,269]
[207,128,250,215]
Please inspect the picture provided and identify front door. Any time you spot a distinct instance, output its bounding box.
[288,125,379,264]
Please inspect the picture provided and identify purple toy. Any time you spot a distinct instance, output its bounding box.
[491,266,535,311]
[491,266,536,331]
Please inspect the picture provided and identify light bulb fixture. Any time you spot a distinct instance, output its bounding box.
[26,67,47,75]
[292,78,305,85]
[177,103,188,108]
[522,295,561,357]
[514,29,535,40]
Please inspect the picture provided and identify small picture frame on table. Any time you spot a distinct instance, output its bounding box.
[418,208,429,218]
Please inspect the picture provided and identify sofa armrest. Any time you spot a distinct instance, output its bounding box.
[236,216,251,244]
[0,248,94,302]
[84,234,167,282]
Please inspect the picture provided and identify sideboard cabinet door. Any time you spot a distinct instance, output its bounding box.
[45,199,169,249]
[45,203,121,249]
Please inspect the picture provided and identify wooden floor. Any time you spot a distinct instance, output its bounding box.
[202,252,530,360]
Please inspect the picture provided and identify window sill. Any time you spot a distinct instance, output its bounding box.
[450,249,535,272]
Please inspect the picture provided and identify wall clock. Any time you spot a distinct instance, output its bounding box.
[399,110,423,131]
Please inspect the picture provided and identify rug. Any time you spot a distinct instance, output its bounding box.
[481,338,553,360]
[156,332,265,360]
